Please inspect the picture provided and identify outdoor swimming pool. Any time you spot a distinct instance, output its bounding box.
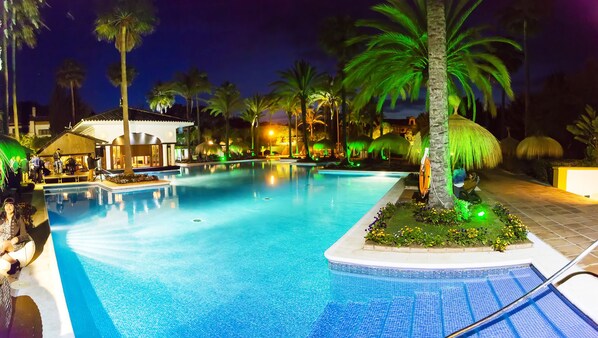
[44,163,597,337]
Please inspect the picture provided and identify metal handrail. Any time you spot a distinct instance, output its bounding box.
[446,240,598,338]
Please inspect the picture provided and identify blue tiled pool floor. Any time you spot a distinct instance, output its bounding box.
[308,264,598,337]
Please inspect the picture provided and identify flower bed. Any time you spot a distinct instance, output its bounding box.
[106,174,159,185]
[365,201,528,252]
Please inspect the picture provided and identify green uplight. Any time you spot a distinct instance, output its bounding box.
[477,211,485,217]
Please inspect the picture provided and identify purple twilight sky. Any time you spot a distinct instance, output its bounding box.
[15,0,598,120]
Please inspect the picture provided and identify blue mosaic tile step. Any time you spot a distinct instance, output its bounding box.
[353,299,391,338]
[308,302,368,338]
[380,296,414,338]
[465,280,515,338]
[441,286,474,335]
[511,270,598,337]
[489,275,560,337]
[311,266,598,338]
[411,292,442,338]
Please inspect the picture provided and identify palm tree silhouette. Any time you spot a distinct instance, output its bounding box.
[95,0,157,175]
[56,59,86,125]
[171,67,211,159]
[204,82,244,159]
[273,60,324,160]
[242,94,276,157]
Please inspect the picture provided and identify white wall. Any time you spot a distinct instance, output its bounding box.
[81,121,183,144]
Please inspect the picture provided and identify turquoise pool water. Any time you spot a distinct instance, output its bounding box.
[45,163,401,337]
[44,163,598,337]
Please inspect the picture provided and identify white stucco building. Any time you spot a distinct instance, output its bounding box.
[70,107,192,170]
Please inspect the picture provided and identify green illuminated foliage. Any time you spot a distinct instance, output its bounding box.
[204,82,244,159]
[346,0,520,117]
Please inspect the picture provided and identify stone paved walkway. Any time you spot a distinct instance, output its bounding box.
[477,169,598,273]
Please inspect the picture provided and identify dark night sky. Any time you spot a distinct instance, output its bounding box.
[16,0,598,120]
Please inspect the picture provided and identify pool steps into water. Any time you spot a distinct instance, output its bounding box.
[308,270,598,338]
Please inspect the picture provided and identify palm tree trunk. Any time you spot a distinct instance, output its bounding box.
[11,33,18,140]
[379,107,384,136]
[195,96,202,145]
[225,117,230,158]
[523,19,531,136]
[70,81,76,124]
[294,116,299,155]
[120,26,133,175]
[1,8,9,135]
[287,112,293,158]
[301,98,311,159]
[427,0,453,209]
[340,75,348,162]
[186,99,191,160]
[255,121,260,155]
[250,123,255,156]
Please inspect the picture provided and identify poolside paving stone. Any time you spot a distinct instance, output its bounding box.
[477,169,598,271]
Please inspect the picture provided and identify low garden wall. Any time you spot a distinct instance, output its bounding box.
[552,166,598,200]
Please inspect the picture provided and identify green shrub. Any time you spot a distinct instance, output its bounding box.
[365,201,528,251]
[413,202,462,226]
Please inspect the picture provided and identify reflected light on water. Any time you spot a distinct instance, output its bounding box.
[269,174,275,186]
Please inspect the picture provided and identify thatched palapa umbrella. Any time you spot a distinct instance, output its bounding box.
[516,135,563,160]
[368,133,410,160]
[500,129,520,158]
[407,131,422,164]
[408,114,502,170]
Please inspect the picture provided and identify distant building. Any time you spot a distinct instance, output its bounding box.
[385,116,417,136]
[8,105,51,137]
[69,107,193,169]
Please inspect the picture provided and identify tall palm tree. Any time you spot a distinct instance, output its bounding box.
[319,15,359,161]
[95,0,157,175]
[346,0,519,119]
[56,58,86,124]
[311,75,341,153]
[275,93,300,158]
[6,0,45,139]
[243,94,276,156]
[171,67,211,159]
[427,0,452,208]
[273,60,324,160]
[204,82,244,159]
[2,5,9,134]
[147,81,175,113]
[498,0,552,136]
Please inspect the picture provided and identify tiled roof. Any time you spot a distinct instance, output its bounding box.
[83,107,190,123]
